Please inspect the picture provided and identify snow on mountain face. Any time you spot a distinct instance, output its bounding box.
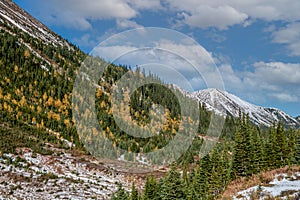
[0,0,68,47]
[188,88,299,127]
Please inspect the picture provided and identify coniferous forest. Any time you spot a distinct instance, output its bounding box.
[0,15,300,199]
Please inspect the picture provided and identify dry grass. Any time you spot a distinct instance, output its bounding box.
[221,165,300,199]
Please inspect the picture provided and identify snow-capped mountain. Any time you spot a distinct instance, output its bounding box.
[189,88,299,127]
[0,0,69,47]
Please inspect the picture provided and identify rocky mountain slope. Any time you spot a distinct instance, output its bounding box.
[0,0,68,47]
[188,88,299,127]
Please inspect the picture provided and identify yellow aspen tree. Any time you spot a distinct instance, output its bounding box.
[4,93,11,101]
[3,102,8,110]
[24,49,30,58]
[46,96,53,107]
[96,89,102,98]
[109,131,114,140]
[37,105,42,113]
[43,92,48,101]
[19,96,27,107]
[29,84,33,92]
[5,77,10,84]
[100,100,106,108]
[92,127,99,137]
[14,65,18,73]
[32,117,37,124]
[64,119,71,127]
[15,88,22,97]
[12,99,18,105]
[54,99,62,108]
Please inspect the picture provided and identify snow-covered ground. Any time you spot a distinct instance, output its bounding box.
[234,173,300,199]
[0,146,146,199]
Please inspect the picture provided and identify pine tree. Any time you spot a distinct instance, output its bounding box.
[274,123,288,166]
[161,163,186,200]
[143,175,158,200]
[193,155,211,199]
[130,182,138,200]
[264,125,277,169]
[294,131,300,165]
[112,184,129,200]
[209,147,225,198]
[249,126,263,174]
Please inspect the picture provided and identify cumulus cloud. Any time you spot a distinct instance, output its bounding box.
[219,61,300,103]
[90,27,224,91]
[116,19,143,29]
[166,0,300,29]
[272,22,300,56]
[23,0,300,32]
[270,93,298,102]
[25,0,137,30]
[181,5,248,30]
[126,0,163,10]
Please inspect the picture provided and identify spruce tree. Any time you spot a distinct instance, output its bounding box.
[294,131,300,165]
[143,175,158,200]
[112,184,129,200]
[209,147,224,198]
[193,155,211,199]
[130,182,138,200]
[162,163,186,200]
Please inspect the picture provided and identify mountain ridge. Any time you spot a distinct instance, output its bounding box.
[0,0,69,47]
[187,88,299,127]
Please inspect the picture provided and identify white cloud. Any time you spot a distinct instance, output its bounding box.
[272,22,300,56]
[219,61,300,103]
[270,93,298,102]
[166,0,300,29]
[29,0,137,30]
[116,19,143,29]
[181,5,248,30]
[91,35,224,90]
[126,0,163,10]
[26,0,300,33]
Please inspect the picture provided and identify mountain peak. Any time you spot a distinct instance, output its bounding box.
[188,88,299,127]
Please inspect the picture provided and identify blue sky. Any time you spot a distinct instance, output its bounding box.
[14,0,300,117]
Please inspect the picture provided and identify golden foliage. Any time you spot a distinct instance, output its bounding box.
[4,93,11,101]
[46,96,53,107]
[24,49,30,58]
[64,119,71,127]
[14,65,18,73]
[37,105,42,113]
[54,99,62,108]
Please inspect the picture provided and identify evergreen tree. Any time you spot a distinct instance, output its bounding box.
[130,182,138,200]
[193,155,211,199]
[161,163,186,200]
[143,175,158,200]
[294,131,300,165]
[274,123,288,166]
[209,147,225,198]
[112,184,129,200]
[232,113,252,177]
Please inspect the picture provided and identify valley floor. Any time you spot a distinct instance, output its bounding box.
[0,145,149,199]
